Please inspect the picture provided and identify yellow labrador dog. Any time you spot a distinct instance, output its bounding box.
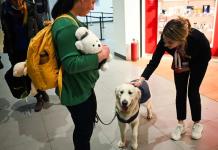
[115,81,152,150]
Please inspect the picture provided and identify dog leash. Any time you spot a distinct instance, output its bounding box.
[95,112,116,125]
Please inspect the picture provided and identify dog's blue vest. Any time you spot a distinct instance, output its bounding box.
[139,80,151,103]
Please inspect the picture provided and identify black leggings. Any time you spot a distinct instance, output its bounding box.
[66,91,97,150]
[174,62,208,122]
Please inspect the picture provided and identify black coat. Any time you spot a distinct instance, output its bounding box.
[141,28,211,80]
[1,0,43,54]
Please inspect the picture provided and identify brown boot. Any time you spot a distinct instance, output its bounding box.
[34,94,44,112]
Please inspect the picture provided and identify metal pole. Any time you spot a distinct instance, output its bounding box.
[85,16,89,28]
[101,12,105,29]
[99,17,104,40]
[89,12,93,26]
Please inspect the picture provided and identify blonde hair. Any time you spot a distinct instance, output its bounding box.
[163,16,191,42]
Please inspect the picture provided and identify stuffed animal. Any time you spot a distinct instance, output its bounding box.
[75,27,112,71]
[13,61,38,96]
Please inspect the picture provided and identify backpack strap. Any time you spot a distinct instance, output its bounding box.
[53,14,79,97]
[55,14,79,27]
[52,14,79,67]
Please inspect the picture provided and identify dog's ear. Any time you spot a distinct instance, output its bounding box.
[115,86,120,99]
[135,87,141,100]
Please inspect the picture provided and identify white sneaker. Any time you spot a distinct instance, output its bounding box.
[192,123,203,140]
[171,124,186,141]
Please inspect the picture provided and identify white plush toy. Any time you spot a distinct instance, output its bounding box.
[75,27,112,71]
[13,61,38,96]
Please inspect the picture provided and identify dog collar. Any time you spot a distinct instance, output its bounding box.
[116,110,139,124]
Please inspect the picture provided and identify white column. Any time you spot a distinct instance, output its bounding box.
[112,0,141,60]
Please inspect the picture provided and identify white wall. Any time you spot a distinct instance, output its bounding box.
[113,0,141,59]
[112,0,126,58]
[94,0,113,13]
[48,0,113,15]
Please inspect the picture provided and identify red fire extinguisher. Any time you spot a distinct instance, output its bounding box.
[131,39,138,61]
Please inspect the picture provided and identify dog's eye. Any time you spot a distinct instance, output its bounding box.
[128,91,132,95]
[120,91,124,94]
[92,44,95,47]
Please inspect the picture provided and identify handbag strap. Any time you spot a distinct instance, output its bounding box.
[174,50,182,69]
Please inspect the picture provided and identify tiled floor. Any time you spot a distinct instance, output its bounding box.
[1,53,218,150]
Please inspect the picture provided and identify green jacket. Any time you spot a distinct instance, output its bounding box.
[52,13,99,106]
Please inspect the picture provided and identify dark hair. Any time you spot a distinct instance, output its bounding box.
[51,0,79,19]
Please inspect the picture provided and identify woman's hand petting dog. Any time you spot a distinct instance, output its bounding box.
[130,77,146,87]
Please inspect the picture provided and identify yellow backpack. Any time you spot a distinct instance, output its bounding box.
[26,14,77,96]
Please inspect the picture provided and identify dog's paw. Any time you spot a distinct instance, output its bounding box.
[131,143,138,150]
[117,140,126,148]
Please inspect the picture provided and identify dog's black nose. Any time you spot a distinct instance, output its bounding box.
[122,100,128,106]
